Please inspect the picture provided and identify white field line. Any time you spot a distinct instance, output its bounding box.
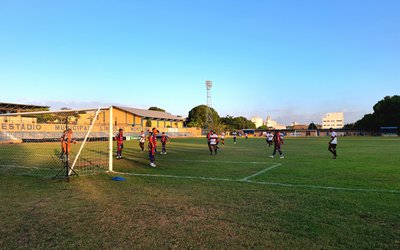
[112,171,400,194]
[9,154,54,160]
[244,180,400,194]
[36,154,53,157]
[0,164,57,171]
[241,163,282,181]
[113,172,232,182]
[159,159,272,165]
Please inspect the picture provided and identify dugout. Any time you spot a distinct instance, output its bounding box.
[242,129,255,135]
[380,127,399,136]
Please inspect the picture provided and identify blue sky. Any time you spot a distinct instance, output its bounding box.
[1,0,399,124]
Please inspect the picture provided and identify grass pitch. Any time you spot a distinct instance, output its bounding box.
[0,137,399,248]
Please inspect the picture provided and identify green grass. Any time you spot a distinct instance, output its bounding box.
[0,137,399,249]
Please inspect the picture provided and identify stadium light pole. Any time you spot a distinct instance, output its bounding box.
[205,80,213,129]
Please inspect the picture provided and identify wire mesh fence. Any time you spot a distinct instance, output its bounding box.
[0,107,111,178]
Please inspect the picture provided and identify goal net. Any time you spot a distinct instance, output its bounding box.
[0,107,113,178]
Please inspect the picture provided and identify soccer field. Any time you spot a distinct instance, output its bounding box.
[1,137,399,248]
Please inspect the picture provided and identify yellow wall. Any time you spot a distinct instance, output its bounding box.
[134,115,141,125]
[150,120,157,128]
[1,116,37,123]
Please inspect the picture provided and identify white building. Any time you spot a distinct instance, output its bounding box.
[265,115,286,130]
[322,112,344,129]
[251,116,264,128]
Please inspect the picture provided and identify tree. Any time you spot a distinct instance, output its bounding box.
[220,115,256,130]
[187,105,220,129]
[220,115,235,131]
[354,95,400,131]
[233,116,256,129]
[343,123,355,129]
[145,118,152,127]
[354,113,379,131]
[258,125,268,130]
[148,107,165,112]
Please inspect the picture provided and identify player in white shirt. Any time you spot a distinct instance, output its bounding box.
[328,128,338,159]
[139,131,146,151]
[266,132,273,147]
[209,131,219,155]
[232,131,237,144]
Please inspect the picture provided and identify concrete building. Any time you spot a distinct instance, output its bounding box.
[251,116,264,128]
[322,112,344,129]
[287,122,309,130]
[265,115,286,130]
[112,106,185,129]
[0,104,201,142]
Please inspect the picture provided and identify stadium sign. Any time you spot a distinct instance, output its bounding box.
[1,123,120,132]
[1,123,42,131]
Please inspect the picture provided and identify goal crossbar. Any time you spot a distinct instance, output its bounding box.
[0,107,110,117]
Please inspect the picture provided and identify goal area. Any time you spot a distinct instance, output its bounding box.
[0,107,114,178]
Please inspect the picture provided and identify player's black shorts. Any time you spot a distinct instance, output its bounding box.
[329,144,337,149]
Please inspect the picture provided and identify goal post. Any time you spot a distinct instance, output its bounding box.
[0,107,113,178]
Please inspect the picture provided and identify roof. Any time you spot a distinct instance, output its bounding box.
[0,102,49,112]
[114,106,184,121]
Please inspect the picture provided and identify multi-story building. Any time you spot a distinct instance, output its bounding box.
[322,112,344,129]
[251,116,264,128]
[265,115,286,130]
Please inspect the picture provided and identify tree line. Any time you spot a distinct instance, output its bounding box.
[186,105,255,130]
[347,95,400,132]
[149,95,400,133]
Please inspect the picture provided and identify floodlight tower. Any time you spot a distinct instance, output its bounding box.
[205,80,213,129]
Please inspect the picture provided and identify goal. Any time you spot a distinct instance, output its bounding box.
[0,107,114,178]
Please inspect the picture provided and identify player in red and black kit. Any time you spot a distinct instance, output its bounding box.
[115,129,124,159]
[160,132,170,154]
[270,130,284,159]
[148,127,158,167]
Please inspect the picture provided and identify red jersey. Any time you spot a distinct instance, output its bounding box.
[274,132,283,145]
[115,132,123,144]
[148,134,157,149]
[207,132,212,142]
[161,134,169,144]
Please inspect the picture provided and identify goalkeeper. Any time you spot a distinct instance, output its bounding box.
[60,129,76,161]
[59,130,67,160]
